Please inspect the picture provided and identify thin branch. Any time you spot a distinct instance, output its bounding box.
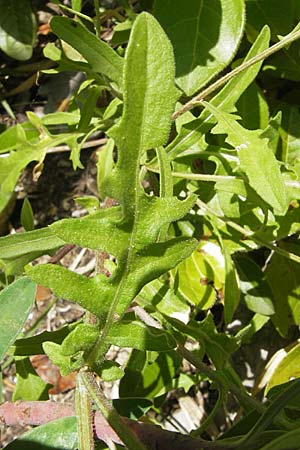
[173,28,300,120]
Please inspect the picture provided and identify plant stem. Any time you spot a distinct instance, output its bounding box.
[173,28,300,119]
[76,371,94,450]
[81,371,148,450]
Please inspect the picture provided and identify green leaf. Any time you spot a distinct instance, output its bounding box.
[20,197,34,231]
[153,0,245,96]
[235,254,275,316]
[246,0,297,41]
[27,13,197,368]
[50,16,123,87]
[0,277,36,363]
[99,360,124,382]
[0,227,64,259]
[236,82,269,130]
[205,102,288,215]
[266,343,300,394]
[119,350,182,399]
[221,242,240,325]
[11,324,77,356]
[107,320,176,351]
[174,241,225,309]
[113,397,152,419]
[4,417,77,450]
[266,253,300,336]
[43,342,80,376]
[0,0,37,60]
[13,357,50,401]
[138,279,190,323]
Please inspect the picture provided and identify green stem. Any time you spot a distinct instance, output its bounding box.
[173,27,300,119]
[176,344,264,414]
[81,371,148,450]
[76,371,94,450]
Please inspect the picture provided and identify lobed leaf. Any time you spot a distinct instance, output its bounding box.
[205,102,288,215]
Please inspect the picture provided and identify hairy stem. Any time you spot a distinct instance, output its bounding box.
[81,371,148,450]
[173,28,300,119]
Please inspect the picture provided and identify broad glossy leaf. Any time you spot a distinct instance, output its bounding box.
[0,277,36,363]
[267,41,300,82]
[107,320,176,351]
[246,0,298,41]
[154,0,245,95]
[174,241,225,309]
[265,343,300,394]
[138,279,190,323]
[0,0,36,60]
[13,357,50,401]
[50,17,123,87]
[4,417,77,450]
[206,102,288,215]
[235,254,274,316]
[266,253,300,336]
[119,350,182,399]
[166,25,270,161]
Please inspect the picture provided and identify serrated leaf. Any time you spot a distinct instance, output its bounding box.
[26,264,114,322]
[50,16,123,87]
[27,13,197,368]
[205,102,288,215]
[107,320,176,351]
[0,227,64,259]
[166,25,270,160]
[153,0,245,96]
[0,277,36,363]
[43,342,80,376]
[0,0,37,60]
